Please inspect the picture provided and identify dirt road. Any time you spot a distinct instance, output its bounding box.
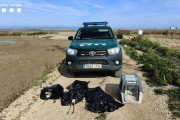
[1,46,173,120]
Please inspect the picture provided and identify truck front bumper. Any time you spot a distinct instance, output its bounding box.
[66,52,122,72]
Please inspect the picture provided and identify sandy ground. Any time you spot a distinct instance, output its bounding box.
[0,32,75,110]
[147,36,180,51]
[0,46,174,120]
[38,32,76,40]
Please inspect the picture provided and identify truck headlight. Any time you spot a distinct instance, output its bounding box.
[67,47,77,55]
[108,46,120,55]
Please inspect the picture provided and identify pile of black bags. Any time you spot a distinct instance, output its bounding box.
[40,80,124,113]
[85,87,124,113]
[61,80,89,106]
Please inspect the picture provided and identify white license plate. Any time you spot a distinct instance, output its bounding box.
[83,64,102,68]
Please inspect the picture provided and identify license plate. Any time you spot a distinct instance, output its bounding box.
[83,64,102,68]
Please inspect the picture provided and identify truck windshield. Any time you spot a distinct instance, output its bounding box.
[75,28,114,40]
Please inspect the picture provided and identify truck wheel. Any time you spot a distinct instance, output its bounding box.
[114,67,122,77]
[67,70,75,78]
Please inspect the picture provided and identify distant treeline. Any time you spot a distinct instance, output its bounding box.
[0,31,52,36]
[116,30,131,35]
[143,30,180,35]
[116,29,180,36]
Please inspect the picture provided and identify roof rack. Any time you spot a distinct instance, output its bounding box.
[83,22,108,27]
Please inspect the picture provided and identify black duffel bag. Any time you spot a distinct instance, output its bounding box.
[61,80,90,114]
[61,80,90,106]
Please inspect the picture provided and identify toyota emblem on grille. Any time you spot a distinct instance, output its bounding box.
[89,51,96,56]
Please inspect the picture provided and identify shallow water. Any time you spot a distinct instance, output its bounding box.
[0,41,17,44]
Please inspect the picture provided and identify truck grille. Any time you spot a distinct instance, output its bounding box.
[77,59,109,65]
[77,49,107,56]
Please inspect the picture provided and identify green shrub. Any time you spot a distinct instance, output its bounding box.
[0,31,49,36]
[142,30,180,35]
[155,46,180,59]
[0,32,9,36]
[154,88,180,118]
[163,30,169,35]
[156,46,169,55]
[42,36,52,39]
[131,37,180,59]
[121,38,180,86]
[140,40,157,48]
[143,31,163,35]
[131,36,143,42]
[170,31,176,36]
[154,88,167,95]
[27,31,48,36]
[134,44,141,50]
[0,32,26,36]
[129,41,138,47]
[95,113,107,120]
[10,32,23,36]
[117,30,130,35]
[138,52,180,86]
[140,46,147,52]
[119,39,129,46]
[124,47,139,61]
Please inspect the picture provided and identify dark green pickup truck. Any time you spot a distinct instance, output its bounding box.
[66,22,122,77]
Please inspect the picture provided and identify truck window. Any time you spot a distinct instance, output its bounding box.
[75,28,114,40]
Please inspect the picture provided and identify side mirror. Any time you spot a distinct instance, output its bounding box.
[68,36,73,40]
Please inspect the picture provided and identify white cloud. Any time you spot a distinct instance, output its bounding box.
[82,1,103,8]
[72,0,103,9]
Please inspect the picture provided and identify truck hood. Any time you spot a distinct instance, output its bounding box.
[69,39,118,50]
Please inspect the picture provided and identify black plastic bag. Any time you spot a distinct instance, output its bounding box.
[61,91,73,106]
[61,80,89,106]
[40,84,64,100]
[85,87,124,113]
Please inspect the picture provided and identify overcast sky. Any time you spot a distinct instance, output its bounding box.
[0,0,180,29]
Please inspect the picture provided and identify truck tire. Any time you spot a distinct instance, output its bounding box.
[114,67,122,77]
[67,70,75,78]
